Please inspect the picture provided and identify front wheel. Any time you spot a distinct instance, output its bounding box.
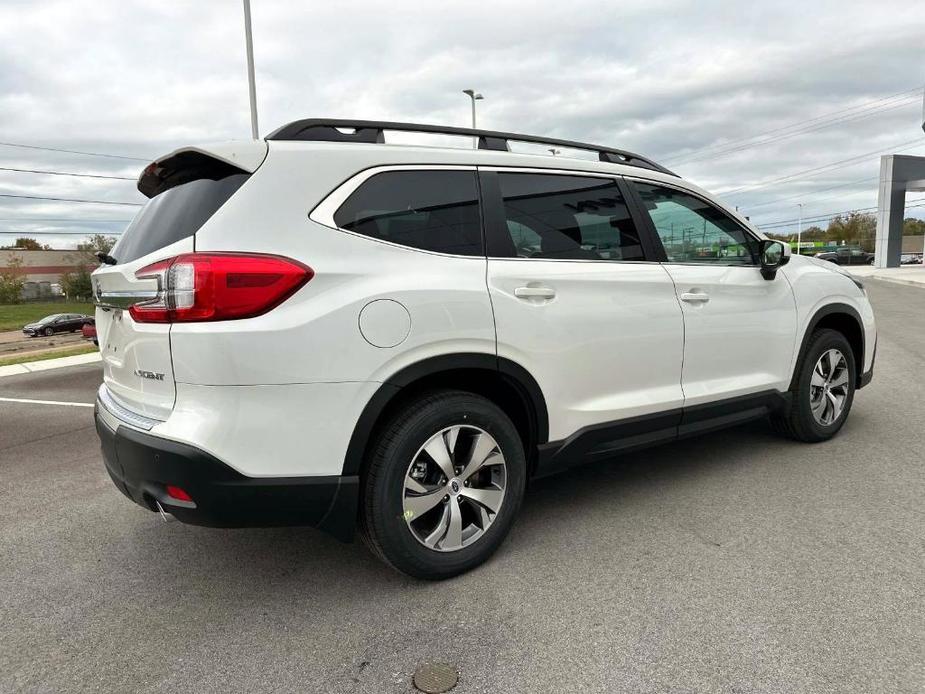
[44,327,54,337]
[771,329,856,442]
[360,390,526,580]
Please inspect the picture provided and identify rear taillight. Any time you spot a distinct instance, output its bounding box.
[130,253,312,323]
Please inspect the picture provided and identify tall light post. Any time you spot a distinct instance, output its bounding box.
[243,0,259,140]
[797,202,803,255]
[462,89,483,148]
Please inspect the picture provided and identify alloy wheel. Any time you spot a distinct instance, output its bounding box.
[402,425,507,552]
[809,348,849,426]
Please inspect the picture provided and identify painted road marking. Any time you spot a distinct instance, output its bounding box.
[0,396,94,408]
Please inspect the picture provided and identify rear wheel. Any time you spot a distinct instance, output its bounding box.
[771,329,856,442]
[360,390,526,580]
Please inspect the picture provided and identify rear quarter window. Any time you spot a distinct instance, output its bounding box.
[332,170,483,256]
[112,173,249,264]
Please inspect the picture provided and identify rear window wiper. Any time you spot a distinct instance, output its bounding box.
[96,252,118,265]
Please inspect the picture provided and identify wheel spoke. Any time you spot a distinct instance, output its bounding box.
[459,433,499,481]
[404,487,447,519]
[829,370,849,389]
[444,426,460,458]
[810,395,827,420]
[424,435,455,480]
[811,370,826,388]
[442,499,463,549]
[460,486,504,514]
[405,476,428,494]
[423,504,450,548]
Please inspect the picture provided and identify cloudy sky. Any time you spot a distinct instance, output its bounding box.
[1,0,923,248]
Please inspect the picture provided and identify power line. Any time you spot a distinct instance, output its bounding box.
[671,97,919,166]
[664,85,924,163]
[0,166,135,181]
[0,193,142,206]
[0,230,126,236]
[0,218,131,222]
[755,198,925,229]
[743,176,878,211]
[0,141,148,161]
[718,137,925,196]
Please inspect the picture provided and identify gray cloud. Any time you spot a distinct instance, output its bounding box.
[1,0,923,248]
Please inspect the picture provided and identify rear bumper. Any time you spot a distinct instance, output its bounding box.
[95,411,358,541]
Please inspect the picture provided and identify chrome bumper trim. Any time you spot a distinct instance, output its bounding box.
[96,384,163,431]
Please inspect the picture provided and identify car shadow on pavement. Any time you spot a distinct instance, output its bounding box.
[117,416,813,599]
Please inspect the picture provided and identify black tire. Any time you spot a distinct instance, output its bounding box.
[771,328,856,442]
[359,390,526,580]
[44,327,54,337]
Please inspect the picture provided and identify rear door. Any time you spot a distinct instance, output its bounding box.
[92,167,251,420]
[628,179,797,406]
[482,169,685,445]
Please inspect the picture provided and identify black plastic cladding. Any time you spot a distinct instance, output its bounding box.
[265,119,678,178]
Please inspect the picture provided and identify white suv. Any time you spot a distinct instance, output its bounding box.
[92,119,876,579]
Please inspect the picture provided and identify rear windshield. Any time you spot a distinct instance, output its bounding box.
[112,173,249,264]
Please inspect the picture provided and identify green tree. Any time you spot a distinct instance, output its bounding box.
[0,256,26,304]
[77,234,118,255]
[60,265,94,300]
[903,217,925,236]
[827,212,877,252]
[1,237,49,251]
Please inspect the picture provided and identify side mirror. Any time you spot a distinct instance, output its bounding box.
[759,240,790,280]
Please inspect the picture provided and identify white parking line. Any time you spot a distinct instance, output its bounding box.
[0,396,95,408]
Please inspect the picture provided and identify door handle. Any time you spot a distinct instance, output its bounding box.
[514,286,556,300]
[680,292,710,303]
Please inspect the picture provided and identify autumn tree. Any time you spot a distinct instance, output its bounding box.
[0,256,26,304]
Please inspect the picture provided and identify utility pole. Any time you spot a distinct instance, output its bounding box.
[797,203,803,255]
[462,89,483,148]
[243,0,259,140]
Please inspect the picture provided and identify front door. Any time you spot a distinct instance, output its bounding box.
[629,180,797,407]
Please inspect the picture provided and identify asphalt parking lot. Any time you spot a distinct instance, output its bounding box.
[1,279,922,694]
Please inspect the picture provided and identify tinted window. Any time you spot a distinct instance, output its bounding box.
[112,173,250,264]
[497,173,644,260]
[632,183,758,264]
[333,171,483,256]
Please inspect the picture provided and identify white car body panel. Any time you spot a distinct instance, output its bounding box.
[92,236,193,420]
[662,263,798,404]
[488,259,684,439]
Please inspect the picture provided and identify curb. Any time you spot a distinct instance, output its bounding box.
[865,275,925,289]
[0,351,102,378]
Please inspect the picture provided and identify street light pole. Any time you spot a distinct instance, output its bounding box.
[243,0,259,140]
[797,203,803,255]
[462,89,483,148]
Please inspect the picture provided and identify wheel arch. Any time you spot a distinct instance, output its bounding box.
[791,302,865,389]
[342,353,549,476]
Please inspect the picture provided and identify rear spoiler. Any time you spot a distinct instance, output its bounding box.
[137,141,268,198]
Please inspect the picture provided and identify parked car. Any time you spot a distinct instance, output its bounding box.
[81,322,98,346]
[814,248,875,265]
[92,119,877,579]
[900,253,923,265]
[22,313,94,337]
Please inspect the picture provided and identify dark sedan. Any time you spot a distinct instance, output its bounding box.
[22,313,94,337]
[814,248,875,265]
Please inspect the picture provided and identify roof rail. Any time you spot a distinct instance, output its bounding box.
[266,119,677,177]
